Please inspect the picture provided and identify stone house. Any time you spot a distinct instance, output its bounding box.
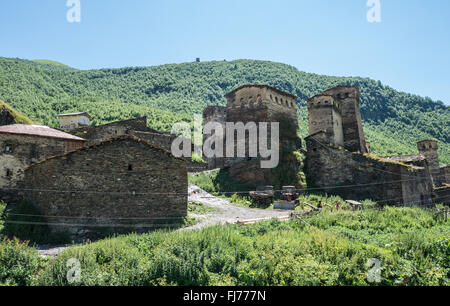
[69,116,203,171]
[58,112,92,131]
[0,124,85,190]
[23,135,188,236]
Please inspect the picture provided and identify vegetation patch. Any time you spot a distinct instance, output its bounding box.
[188,201,214,215]
[0,201,70,245]
[0,203,448,286]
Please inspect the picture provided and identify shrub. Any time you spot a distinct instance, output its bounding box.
[0,237,44,286]
[1,201,70,245]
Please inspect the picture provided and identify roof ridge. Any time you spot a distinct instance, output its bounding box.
[24,134,187,170]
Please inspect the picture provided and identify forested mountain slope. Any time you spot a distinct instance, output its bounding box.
[0,57,448,164]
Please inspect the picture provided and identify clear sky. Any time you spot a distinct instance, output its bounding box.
[0,0,449,104]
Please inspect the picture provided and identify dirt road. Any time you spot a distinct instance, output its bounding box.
[184,185,291,230]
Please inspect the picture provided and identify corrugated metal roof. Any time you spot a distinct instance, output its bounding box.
[0,124,85,141]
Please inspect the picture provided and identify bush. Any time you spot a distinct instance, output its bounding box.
[0,237,44,286]
[33,206,449,286]
[1,201,70,245]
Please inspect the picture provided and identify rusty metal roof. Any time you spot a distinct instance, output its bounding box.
[0,124,85,141]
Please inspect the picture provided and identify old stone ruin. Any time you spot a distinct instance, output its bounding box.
[303,86,449,206]
[203,84,449,207]
[203,85,303,189]
[0,116,189,238]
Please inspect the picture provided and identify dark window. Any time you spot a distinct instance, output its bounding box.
[128,164,133,171]
[5,144,12,153]
[6,169,12,177]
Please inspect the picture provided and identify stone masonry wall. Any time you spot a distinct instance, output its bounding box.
[203,106,227,170]
[443,165,450,184]
[0,108,15,126]
[434,186,450,206]
[322,86,367,153]
[0,134,84,188]
[307,95,344,146]
[73,117,158,146]
[23,137,188,236]
[224,86,300,164]
[305,132,433,205]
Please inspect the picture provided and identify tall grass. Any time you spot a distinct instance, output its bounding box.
[32,208,449,286]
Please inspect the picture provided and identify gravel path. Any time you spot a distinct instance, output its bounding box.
[37,185,292,257]
[183,185,292,230]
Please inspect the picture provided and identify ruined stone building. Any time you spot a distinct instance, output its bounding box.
[0,124,85,190]
[304,85,450,206]
[203,84,303,188]
[383,140,448,188]
[23,135,188,236]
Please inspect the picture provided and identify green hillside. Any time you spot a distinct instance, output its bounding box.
[32,59,73,69]
[0,57,448,164]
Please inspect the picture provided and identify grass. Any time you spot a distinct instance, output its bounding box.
[0,200,447,286]
[32,59,72,69]
[188,201,214,215]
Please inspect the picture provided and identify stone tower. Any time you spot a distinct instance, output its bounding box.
[306,94,344,147]
[417,140,442,186]
[202,106,227,170]
[321,86,367,153]
[224,85,300,164]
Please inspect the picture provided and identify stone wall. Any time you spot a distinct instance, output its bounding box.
[73,117,158,146]
[0,108,15,126]
[220,85,302,187]
[417,140,445,187]
[434,186,450,206]
[224,85,300,160]
[203,106,227,170]
[59,114,90,131]
[23,136,188,237]
[0,134,84,188]
[321,86,367,153]
[442,165,450,184]
[307,95,343,146]
[129,130,176,152]
[304,132,434,205]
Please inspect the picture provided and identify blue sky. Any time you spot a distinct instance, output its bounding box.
[0,0,449,104]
